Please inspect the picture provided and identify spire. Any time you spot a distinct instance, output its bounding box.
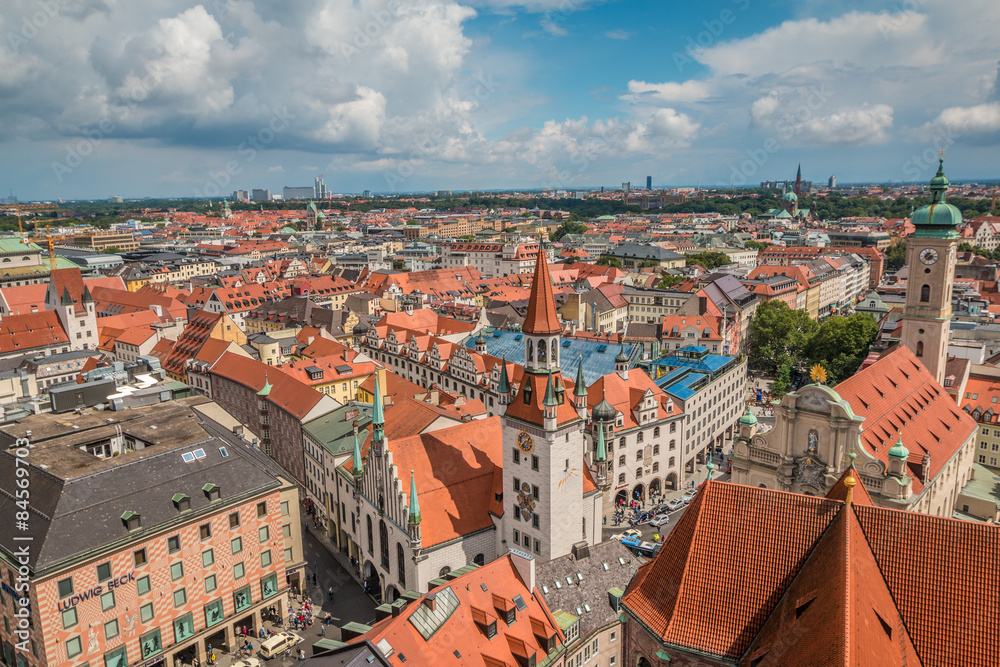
[372,372,385,442]
[706,458,716,482]
[542,372,559,407]
[595,422,606,462]
[82,284,93,304]
[497,355,511,394]
[888,431,909,461]
[522,247,560,335]
[351,431,363,477]
[61,287,73,306]
[573,356,587,396]
[408,471,421,524]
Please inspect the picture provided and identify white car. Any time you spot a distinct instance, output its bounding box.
[649,513,670,527]
[664,499,685,512]
[621,528,641,540]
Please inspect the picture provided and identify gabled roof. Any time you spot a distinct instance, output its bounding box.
[833,345,977,493]
[211,351,326,420]
[0,311,69,354]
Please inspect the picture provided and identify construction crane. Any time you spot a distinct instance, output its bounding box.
[22,225,66,273]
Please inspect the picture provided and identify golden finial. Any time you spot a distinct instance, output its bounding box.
[809,364,828,385]
[939,148,946,160]
[844,471,857,505]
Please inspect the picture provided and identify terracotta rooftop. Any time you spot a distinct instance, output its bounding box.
[522,251,561,335]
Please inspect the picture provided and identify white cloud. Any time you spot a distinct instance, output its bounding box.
[268,165,284,172]
[931,102,1000,136]
[605,29,631,40]
[625,80,711,104]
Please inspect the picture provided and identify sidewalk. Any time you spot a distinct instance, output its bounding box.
[302,523,383,608]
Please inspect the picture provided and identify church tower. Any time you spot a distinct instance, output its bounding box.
[502,250,597,561]
[899,157,961,385]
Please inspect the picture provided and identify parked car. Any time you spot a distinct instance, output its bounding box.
[664,499,685,512]
[650,513,670,527]
[259,633,302,660]
[630,512,652,526]
[684,488,699,497]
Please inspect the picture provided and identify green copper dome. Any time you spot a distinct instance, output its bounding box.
[888,434,909,460]
[911,158,962,238]
[782,191,798,202]
[739,406,758,426]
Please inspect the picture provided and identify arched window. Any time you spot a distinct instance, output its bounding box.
[653,462,659,473]
[551,339,558,362]
[618,473,625,484]
[637,432,644,443]
[379,520,390,570]
[669,439,676,450]
[538,341,547,362]
[920,284,930,303]
[473,553,485,566]
[619,437,626,448]
[366,516,373,555]
[439,566,451,578]
[916,341,924,357]
[618,455,626,467]
[653,426,660,437]
[670,422,676,433]
[527,339,533,362]
[635,450,643,462]
[1,258,9,263]
[635,467,643,478]
[397,544,406,586]
[669,457,675,467]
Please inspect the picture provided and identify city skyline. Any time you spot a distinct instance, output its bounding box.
[1,0,999,200]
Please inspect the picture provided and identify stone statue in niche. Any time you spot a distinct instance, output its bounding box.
[808,429,818,454]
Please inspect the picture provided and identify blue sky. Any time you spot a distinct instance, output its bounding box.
[0,0,998,200]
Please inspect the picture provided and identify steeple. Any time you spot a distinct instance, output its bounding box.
[497,355,512,406]
[522,247,562,374]
[372,372,385,452]
[351,431,363,478]
[794,163,802,196]
[408,470,423,558]
[615,344,629,380]
[573,355,588,416]
[61,287,73,306]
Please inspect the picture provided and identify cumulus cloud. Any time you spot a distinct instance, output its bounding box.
[925,102,1000,142]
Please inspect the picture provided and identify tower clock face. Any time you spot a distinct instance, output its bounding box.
[518,431,534,453]
[919,248,939,265]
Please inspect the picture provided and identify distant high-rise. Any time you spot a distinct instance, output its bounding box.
[232,189,249,202]
[646,176,653,190]
[622,182,631,192]
[315,176,327,199]
[252,189,271,202]
[363,190,372,198]
[828,175,837,189]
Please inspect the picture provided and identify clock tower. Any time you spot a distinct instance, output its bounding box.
[500,249,600,561]
[899,157,962,384]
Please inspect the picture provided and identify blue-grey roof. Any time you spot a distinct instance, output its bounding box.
[658,370,710,401]
[649,346,735,375]
[465,330,638,386]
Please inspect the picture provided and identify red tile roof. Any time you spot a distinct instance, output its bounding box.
[0,311,69,354]
[624,480,1000,666]
[211,351,326,420]
[522,252,561,335]
[833,345,978,493]
[163,310,224,377]
[352,554,562,665]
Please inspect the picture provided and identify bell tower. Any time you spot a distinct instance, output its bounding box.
[521,249,561,374]
[899,156,961,384]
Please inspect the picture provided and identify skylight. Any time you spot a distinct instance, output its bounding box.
[218,447,229,458]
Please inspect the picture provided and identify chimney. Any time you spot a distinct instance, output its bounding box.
[508,548,535,592]
[423,592,437,613]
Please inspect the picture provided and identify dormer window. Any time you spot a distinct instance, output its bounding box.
[121,511,141,531]
[203,483,221,502]
[172,493,191,512]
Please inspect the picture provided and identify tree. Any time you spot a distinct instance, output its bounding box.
[804,313,879,384]
[771,363,792,399]
[748,300,819,375]
[596,256,623,269]
[550,220,589,242]
[744,240,771,252]
[657,274,684,289]
[563,256,578,265]
[103,246,121,253]
[685,251,732,271]
[885,241,907,272]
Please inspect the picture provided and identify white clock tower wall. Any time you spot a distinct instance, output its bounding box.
[900,237,956,385]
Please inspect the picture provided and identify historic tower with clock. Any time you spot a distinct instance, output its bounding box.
[899,157,962,384]
[500,249,601,562]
